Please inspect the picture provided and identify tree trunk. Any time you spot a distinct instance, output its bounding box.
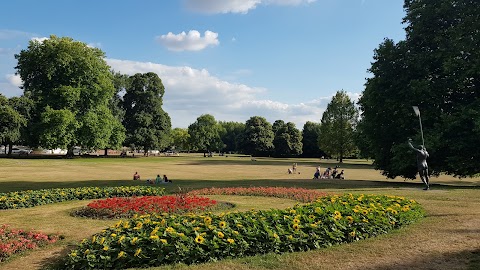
[7,142,13,156]
[104,148,108,156]
[66,146,74,157]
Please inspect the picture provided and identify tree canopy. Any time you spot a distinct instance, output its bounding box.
[358,0,480,178]
[15,35,122,154]
[188,114,224,152]
[302,121,323,158]
[241,116,274,156]
[318,91,358,163]
[273,121,303,157]
[123,72,171,152]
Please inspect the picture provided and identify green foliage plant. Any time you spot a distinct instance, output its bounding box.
[63,193,423,269]
[0,186,165,209]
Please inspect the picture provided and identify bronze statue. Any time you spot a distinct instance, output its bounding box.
[408,138,430,190]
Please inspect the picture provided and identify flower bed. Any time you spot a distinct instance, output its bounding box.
[188,187,327,203]
[64,193,424,269]
[0,186,165,210]
[0,224,60,262]
[73,195,220,219]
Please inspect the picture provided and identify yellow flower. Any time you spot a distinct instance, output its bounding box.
[273,233,279,238]
[165,227,175,233]
[227,238,235,244]
[194,227,200,231]
[236,223,243,228]
[130,237,138,245]
[110,233,117,238]
[133,222,143,230]
[292,223,300,230]
[217,232,225,238]
[103,245,109,251]
[204,216,212,225]
[315,207,323,214]
[219,221,227,228]
[134,248,142,257]
[233,230,239,235]
[293,218,300,224]
[118,235,125,243]
[195,235,205,244]
[177,232,185,237]
[84,249,90,255]
[160,239,168,244]
[363,219,369,223]
[70,251,77,257]
[346,216,354,224]
[287,235,293,240]
[150,235,159,240]
[290,209,296,214]
[92,235,96,243]
[99,237,105,245]
[117,251,126,259]
[350,231,356,237]
[310,223,317,228]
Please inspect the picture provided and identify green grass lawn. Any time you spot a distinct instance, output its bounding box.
[1,155,479,270]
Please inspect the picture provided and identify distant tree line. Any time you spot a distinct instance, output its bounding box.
[0,35,359,159]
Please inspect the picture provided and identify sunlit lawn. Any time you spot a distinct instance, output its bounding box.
[0,155,479,270]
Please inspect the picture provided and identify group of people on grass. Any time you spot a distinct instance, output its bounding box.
[313,166,344,180]
[133,172,172,184]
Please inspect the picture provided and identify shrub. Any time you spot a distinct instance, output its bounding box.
[63,193,424,269]
[0,186,165,210]
[188,187,327,203]
[0,224,60,262]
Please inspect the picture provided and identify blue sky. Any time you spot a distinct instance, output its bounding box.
[0,0,406,128]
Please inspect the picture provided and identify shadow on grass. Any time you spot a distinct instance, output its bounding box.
[1,178,478,194]
[369,248,480,270]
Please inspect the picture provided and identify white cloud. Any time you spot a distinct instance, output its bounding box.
[31,37,49,43]
[184,0,316,14]
[106,58,357,128]
[6,74,22,87]
[156,30,219,52]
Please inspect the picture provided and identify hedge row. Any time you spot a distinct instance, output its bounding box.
[0,186,165,209]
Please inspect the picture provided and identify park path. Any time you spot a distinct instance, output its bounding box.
[1,188,479,270]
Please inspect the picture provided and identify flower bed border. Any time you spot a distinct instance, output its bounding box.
[0,186,165,210]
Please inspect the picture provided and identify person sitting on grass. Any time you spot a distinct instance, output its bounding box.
[155,174,162,184]
[335,170,345,179]
[163,175,172,183]
[133,172,140,181]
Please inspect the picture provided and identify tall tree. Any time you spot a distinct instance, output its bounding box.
[0,94,27,155]
[15,35,122,155]
[188,114,224,153]
[318,91,358,163]
[219,121,245,153]
[358,0,480,178]
[170,128,190,152]
[241,116,274,156]
[301,121,324,158]
[273,121,303,157]
[123,72,171,153]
